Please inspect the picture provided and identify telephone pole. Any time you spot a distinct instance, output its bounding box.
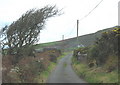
[118,1,120,26]
[77,20,79,47]
[62,35,64,41]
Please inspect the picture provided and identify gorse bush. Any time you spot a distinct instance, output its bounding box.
[72,26,119,83]
[73,26,119,68]
[89,27,119,65]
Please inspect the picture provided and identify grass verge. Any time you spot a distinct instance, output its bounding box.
[72,58,118,83]
[35,62,56,83]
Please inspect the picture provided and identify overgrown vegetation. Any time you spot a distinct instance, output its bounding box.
[2,48,62,83]
[35,62,56,83]
[72,58,118,83]
[72,26,119,83]
[1,5,62,83]
[88,27,119,66]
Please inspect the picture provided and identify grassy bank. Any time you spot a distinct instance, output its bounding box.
[35,62,56,83]
[72,58,118,83]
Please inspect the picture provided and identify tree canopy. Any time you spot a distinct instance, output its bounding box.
[1,5,61,56]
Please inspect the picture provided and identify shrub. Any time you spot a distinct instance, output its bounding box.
[18,57,45,83]
[49,54,57,63]
[104,55,118,72]
[88,27,119,66]
[73,47,89,61]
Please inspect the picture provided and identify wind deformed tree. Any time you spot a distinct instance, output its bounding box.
[0,25,8,55]
[6,5,61,55]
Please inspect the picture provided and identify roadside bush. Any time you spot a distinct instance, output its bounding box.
[19,61,44,83]
[88,27,119,66]
[87,45,100,65]
[104,55,118,72]
[21,46,35,57]
[49,54,57,63]
[18,57,45,83]
[88,45,99,59]
[73,49,78,58]
[72,26,119,83]
[6,67,21,83]
[73,47,89,61]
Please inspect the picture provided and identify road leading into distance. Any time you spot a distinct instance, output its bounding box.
[47,53,88,83]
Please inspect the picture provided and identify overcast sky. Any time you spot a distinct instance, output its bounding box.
[0,0,119,43]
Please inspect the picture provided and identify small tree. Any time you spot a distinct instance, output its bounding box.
[4,5,61,56]
[0,25,8,55]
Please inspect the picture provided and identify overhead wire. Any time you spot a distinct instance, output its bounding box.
[79,0,104,22]
[65,22,76,37]
[64,0,104,39]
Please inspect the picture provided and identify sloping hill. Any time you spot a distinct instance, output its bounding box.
[35,26,118,51]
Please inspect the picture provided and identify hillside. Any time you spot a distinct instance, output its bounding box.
[2,26,119,83]
[35,26,117,51]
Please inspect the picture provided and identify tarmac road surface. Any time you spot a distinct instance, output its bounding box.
[47,53,88,83]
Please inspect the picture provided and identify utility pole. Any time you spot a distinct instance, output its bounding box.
[118,1,120,26]
[62,35,64,41]
[77,20,79,47]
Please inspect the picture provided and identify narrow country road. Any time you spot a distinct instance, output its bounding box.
[47,53,88,83]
